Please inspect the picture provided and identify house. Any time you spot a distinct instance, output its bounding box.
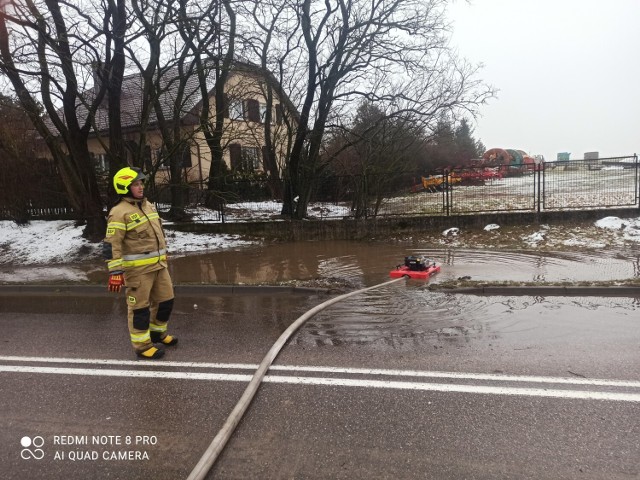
[79,59,296,187]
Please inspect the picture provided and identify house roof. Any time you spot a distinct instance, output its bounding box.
[85,66,203,134]
[61,58,297,136]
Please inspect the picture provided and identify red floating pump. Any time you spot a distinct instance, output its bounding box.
[390,255,441,280]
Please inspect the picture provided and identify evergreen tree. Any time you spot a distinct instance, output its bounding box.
[454,118,481,165]
[421,117,484,171]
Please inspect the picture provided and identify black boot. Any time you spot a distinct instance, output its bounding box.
[136,345,165,360]
[151,332,178,346]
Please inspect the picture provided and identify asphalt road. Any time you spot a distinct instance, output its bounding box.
[1,287,639,480]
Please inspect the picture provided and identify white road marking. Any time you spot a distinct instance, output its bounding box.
[0,360,639,402]
[0,355,638,388]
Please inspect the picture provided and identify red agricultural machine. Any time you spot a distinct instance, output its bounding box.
[411,148,544,193]
[478,148,543,174]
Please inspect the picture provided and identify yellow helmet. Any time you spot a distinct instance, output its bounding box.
[113,167,146,195]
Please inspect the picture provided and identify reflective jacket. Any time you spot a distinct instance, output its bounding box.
[103,197,168,277]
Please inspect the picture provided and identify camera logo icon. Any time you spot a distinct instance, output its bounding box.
[20,436,45,460]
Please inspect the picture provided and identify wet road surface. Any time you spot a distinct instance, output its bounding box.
[1,282,639,479]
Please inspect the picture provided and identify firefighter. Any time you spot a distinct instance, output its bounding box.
[103,166,178,359]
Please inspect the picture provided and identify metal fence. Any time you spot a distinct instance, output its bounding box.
[216,155,639,221]
[0,158,76,222]
[543,157,638,210]
[1,155,637,223]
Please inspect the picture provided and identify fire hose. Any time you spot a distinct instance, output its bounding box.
[186,276,407,480]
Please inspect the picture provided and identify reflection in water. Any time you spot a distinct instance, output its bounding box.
[166,240,640,350]
[298,289,489,348]
[633,255,640,278]
[7,239,640,353]
[170,244,324,285]
[173,294,315,339]
[6,239,640,286]
[5,237,640,355]
[294,287,640,349]
[167,241,640,286]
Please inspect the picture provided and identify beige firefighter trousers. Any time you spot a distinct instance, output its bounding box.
[125,268,175,353]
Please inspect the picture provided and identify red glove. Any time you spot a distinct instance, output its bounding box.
[108,272,124,293]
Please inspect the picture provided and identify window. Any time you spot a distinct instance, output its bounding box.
[229,144,261,171]
[143,145,152,172]
[155,148,168,168]
[155,145,191,168]
[227,98,261,123]
[260,103,268,123]
[229,100,244,120]
[92,153,109,174]
[260,103,276,124]
[245,99,260,123]
[242,147,261,170]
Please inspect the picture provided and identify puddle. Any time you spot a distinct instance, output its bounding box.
[295,286,640,349]
[165,241,640,285]
[3,240,640,359]
[0,265,94,283]
[3,240,640,286]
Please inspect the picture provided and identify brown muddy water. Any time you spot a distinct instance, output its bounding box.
[293,283,640,368]
[3,239,639,286]
[150,241,640,354]
[2,240,640,361]
[166,241,638,286]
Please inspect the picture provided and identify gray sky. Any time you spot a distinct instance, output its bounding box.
[448,0,639,161]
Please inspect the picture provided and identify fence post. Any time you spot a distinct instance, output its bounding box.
[536,164,541,213]
[635,154,639,208]
[444,171,450,216]
[539,162,546,213]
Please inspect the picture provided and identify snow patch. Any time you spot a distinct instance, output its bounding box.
[523,231,546,246]
[0,220,255,265]
[595,216,628,230]
[0,221,93,265]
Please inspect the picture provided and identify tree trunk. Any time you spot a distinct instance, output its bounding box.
[205,0,235,208]
[261,86,283,199]
[168,149,188,221]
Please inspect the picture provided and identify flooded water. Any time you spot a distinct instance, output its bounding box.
[162,241,640,353]
[3,240,638,286]
[294,285,640,350]
[3,240,640,366]
[163,240,640,286]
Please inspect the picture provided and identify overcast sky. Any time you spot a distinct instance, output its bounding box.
[447,0,639,161]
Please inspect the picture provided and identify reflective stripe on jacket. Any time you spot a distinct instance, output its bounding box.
[122,249,167,267]
[103,197,168,277]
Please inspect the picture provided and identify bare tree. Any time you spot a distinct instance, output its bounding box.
[172,0,236,208]
[0,0,494,230]
[203,1,236,208]
[0,0,128,240]
[328,101,427,217]
[127,0,199,220]
[243,0,494,218]
[239,1,303,199]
